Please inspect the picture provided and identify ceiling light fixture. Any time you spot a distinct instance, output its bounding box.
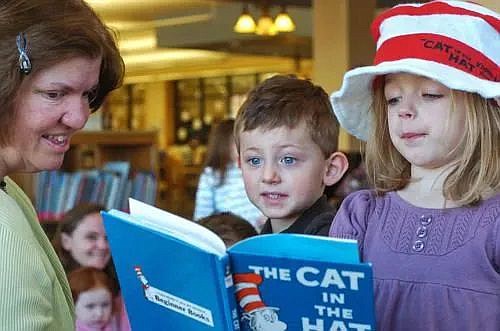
[255,6,278,36]
[233,4,256,33]
[234,4,295,37]
[274,6,296,32]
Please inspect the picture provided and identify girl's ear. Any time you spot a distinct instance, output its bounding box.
[323,152,349,186]
[60,232,73,251]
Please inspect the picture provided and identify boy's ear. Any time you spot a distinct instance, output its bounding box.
[323,152,349,186]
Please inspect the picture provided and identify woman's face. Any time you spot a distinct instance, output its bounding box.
[5,56,101,174]
[61,212,110,269]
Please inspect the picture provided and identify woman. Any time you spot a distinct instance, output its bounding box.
[0,0,123,329]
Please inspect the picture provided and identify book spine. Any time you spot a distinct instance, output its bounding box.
[217,255,239,331]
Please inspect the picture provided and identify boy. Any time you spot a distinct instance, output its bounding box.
[234,75,348,235]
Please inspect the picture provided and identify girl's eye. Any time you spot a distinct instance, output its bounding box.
[85,303,96,310]
[422,93,443,99]
[247,157,262,167]
[386,96,400,106]
[281,156,296,165]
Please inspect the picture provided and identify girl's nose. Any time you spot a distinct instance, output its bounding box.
[60,98,90,129]
[398,98,417,119]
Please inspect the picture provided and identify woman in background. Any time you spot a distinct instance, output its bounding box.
[0,0,123,328]
[193,119,264,230]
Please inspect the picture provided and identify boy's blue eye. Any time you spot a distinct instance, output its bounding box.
[247,157,262,166]
[281,156,296,165]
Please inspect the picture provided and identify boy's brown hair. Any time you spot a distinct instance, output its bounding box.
[234,74,340,158]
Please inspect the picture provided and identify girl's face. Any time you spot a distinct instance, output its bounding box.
[4,56,100,174]
[61,212,110,269]
[75,287,113,329]
[384,73,467,170]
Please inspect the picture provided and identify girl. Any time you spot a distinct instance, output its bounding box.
[329,1,499,330]
[193,119,264,229]
[69,267,118,331]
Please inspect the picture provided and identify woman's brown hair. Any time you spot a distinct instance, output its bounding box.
[0,0,124,145]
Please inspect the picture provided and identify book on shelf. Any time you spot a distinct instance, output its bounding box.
[102,199,376,331]
[35,163,157,221]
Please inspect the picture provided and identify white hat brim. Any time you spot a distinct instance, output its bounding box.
[331,58,500,141]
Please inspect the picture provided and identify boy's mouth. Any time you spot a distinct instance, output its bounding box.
[261,192,287,200]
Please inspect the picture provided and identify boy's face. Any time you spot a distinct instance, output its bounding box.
[238,123,329,225]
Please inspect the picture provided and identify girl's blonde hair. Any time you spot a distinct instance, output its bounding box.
[366,82,500,206]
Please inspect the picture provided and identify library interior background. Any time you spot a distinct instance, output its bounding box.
[14,0,498,235]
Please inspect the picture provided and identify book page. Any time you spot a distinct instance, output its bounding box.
[128,198,226,257]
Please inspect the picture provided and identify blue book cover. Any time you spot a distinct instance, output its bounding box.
[102,199,375,331]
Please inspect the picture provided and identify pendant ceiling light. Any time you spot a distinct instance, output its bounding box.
[274,6,295,32]
[255,6,278,36]
[233,4,256,34]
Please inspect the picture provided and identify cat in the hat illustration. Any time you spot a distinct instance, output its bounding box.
[234,273,287,331]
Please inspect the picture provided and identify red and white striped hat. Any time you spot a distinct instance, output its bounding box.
[233,273,278,314]
[330,1,500,141]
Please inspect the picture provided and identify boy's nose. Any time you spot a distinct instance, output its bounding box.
[262,163,280,184]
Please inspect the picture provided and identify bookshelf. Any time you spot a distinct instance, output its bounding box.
[62,130,158,174]
[11,130,159,217]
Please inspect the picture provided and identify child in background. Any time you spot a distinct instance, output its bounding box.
[235,75,348,235]
[69,267,118,331]
[199,212,258,247]
[194,119,264,230]
[53,204,131,330]
[329,1,499,330]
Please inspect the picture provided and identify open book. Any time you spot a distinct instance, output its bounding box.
[102,199,376,331]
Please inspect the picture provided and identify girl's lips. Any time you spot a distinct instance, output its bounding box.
[400,132,426,139]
